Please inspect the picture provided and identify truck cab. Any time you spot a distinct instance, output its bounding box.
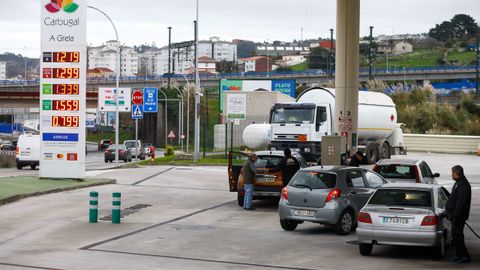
[269,102,332,162]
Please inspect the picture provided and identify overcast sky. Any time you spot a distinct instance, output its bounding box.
[1,0,479,57]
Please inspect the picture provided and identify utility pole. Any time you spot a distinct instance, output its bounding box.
[194,16,201,161]
[168,26,172,89]
[476,33,479,96]
[330,28,334,80]
[369,26,374,81]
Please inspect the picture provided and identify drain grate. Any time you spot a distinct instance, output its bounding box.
[100,204,152,221]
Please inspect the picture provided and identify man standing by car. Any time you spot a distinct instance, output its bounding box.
[273,148,300,187]
[242,153,257,210]
[446,165,471,263]
[348,151,367,167]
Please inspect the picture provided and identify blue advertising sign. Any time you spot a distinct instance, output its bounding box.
[143,87,158,113]
[43,133,79,142]
[272,80,296,97]
[131,104,144,119]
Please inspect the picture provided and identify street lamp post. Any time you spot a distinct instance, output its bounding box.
[88,5,121,167]
[476,33,479,96]
[158,89,168,148]
[24,47,27,82]
[180,73,191,153]
[369,26,374,81]
[194,3,201,161]
[172,86,184,151]
[265,41,270,77]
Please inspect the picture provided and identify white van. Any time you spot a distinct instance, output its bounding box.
[16,134,40,170]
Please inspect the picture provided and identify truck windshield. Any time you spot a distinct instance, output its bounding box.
[271,108,314,124]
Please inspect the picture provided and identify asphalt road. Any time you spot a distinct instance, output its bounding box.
[0,153,479,270]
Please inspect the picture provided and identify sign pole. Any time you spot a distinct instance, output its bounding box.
[135,118,138,162]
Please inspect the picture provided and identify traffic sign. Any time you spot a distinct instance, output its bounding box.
[132,104,143,119]
[143,87,158,113]
[168,130,176,138]
[132,89,143,105]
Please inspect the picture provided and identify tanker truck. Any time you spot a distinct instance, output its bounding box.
[248,87,406,164]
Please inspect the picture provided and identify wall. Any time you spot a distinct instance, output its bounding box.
[404,134,480,154]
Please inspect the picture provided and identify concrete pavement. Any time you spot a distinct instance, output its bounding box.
[0,153,479,269]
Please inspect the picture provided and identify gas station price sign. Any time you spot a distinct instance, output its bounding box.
[40,0,86,179]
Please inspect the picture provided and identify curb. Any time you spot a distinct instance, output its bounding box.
[0,178,116,206]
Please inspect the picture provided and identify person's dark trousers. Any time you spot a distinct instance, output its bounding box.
[452,218,470,259]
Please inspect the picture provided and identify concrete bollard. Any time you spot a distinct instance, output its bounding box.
[89,191,98,223]
[112,192,121,224]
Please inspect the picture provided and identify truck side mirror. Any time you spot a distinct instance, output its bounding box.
[316,107,327,131]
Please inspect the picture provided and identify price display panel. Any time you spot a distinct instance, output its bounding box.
[51,116,79,127]
[52,100,79,111]
[53,84,79,95]
[52,68,79,79]
[43,51,80,63]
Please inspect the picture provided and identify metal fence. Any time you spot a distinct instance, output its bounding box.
[404,134,480,154]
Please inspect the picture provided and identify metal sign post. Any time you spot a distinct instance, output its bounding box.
[131,89,143,163]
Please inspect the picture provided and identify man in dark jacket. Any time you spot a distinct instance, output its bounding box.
[446,165,471,263]
[348,151,367,167]
[273,148,300,187]
[242,153,257,210]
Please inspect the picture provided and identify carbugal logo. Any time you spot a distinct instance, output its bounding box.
[45,0,79,13]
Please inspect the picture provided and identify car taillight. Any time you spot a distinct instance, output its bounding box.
[281,187,288,201]
[326,188,341,202]
[421,215,438,226]
[15,146,19,155]
[358,212,372,224]
[298,134,307,142]
[414,166,421,183]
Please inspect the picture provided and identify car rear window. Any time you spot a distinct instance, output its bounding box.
[290,171,336,189]
[369,189,432,207]
[376,165,415,179]
[255,155,283,169]
[107,145,125,150]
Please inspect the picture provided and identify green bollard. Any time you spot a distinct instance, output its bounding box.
[89,191,98,223]
[112,192,121,224]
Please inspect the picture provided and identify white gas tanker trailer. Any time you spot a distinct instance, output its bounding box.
[242,87,406,164]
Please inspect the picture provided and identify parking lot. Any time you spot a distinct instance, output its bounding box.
[0,152,479,269]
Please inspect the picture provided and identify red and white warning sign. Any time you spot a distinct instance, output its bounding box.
[168,130,176,139]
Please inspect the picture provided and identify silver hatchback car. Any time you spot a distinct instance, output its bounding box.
[356,183,452,258]
[278,166,387,235]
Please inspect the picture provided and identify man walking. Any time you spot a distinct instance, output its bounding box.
[242,153,257,210]
[274,148,300,187]
[446,165,471,263]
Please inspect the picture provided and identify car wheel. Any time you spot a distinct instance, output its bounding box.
[237,192,244,207]
[359,243,373,256]
[105,159,108,163]
[30,164,36,170]
[433,235,445,259]
[124,158,128,162]
[280,219,298,231]
[335,210,354,235]
[16,164,23,170]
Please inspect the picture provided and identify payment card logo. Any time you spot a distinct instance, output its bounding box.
[45,0,79,13]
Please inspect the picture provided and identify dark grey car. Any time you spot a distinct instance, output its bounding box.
[278,166,387,235]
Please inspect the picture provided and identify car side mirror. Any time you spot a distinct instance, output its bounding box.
[433,173,440,178]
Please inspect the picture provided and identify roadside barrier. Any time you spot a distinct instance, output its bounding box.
[112,192,121,224]
[89,191,98,223]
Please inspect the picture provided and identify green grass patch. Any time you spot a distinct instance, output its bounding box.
[0,176,113,202]
[372,49,443,68]
[446,50,476,65]
[137,155,228,166]
[86,129,134,144]
[290,62,308,71]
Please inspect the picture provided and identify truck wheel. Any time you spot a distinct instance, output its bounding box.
[30,164,36,170]
[380,142,391,159]
[366,143,379,164]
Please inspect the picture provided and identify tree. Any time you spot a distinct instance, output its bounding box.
[216,60,236,73]
[428,14,479,42]
[307,47,333,70]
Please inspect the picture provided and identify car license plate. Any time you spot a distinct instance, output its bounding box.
[256,177,275,183]
[294,209,315,217]
[382,217,409,224]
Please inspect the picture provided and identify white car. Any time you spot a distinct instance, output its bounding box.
[357,183,452,258]
[16,134,40,170]
[373,159,440,184]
